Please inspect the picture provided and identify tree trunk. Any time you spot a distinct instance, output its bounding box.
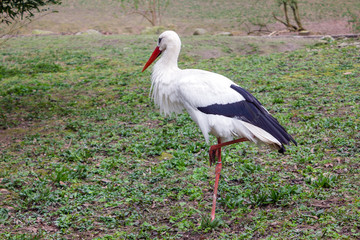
[273,1,306,32]
[283,2,290,27]
[157,0,161,25]
[273,3,297,31]
[290,2,305,31]
[150,0,157,26]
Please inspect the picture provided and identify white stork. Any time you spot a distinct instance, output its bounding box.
[142,30,297,221]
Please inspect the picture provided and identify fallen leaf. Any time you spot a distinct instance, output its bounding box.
[0,189,10,194]
[269,221,280,226]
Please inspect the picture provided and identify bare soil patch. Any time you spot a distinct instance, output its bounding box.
[182,36,320,60]
[2,0,358,37]
[268,19,354,36]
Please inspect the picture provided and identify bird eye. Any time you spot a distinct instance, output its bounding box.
[158,37,163,45]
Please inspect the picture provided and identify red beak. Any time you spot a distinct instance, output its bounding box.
[142,46,162,72]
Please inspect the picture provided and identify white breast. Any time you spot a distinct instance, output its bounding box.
[150,67,184,116]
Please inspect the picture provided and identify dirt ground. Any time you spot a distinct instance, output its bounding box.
[1,2,357,38]
[268,19,355,36]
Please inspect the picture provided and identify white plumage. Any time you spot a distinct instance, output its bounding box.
[144,31,295,149]
[142,30,296,220]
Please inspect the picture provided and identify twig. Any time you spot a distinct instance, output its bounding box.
[65,139,72,149]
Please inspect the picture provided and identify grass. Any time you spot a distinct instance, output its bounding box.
[0,34,359,239]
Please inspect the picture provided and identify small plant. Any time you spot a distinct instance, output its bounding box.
[1,177,25,190]
[50,164,89,183]
[19,182,52,207]
[222,195,246,209]
[60,148,93,162]
[249,185,300,206]
[65,120,84,131]
[311,173,338,188]
[268,188,286,203]
[50,166,71,183]
[200,214,223,231]
[72,164,89,180]
[0,208,9,224]
[250,190,269,206]
[237,162,263,175]
[0,109,9,129]
[273,97,284,104]
[268,185,300,204]
[28,62,62,74]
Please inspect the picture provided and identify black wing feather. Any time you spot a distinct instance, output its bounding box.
[197,84,297,152]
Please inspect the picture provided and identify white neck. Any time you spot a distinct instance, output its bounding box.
[150,43,183,115]
[154,44,181,73]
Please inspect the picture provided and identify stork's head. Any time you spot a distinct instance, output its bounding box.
[157,30,181,52]
[142,31,181,72]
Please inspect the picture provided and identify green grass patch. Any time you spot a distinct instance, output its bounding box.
[0,34,359,239]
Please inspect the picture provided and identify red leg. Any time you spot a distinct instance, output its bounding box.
[209,137,248,221]
[211,138,222,221]
[209,138,248,166]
